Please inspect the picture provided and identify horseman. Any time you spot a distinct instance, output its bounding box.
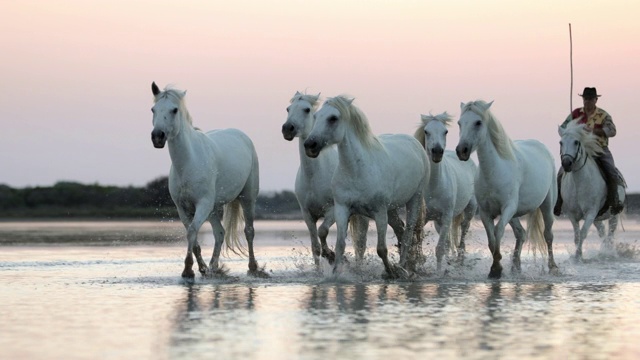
[554,87,625,216]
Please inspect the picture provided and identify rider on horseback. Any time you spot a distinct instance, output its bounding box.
[554,87,625,216]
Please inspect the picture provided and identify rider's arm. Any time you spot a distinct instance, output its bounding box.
[600,115,616,138]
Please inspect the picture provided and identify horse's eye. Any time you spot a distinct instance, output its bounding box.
[328,115,338,124]
[304,108,310,114]
[475,120,482,127]
[151,108,155,113]
[424,131,430,137]
[286,107,290,113]
[445,130,448,135]
[574,140,579,146]
[172,108,178,114]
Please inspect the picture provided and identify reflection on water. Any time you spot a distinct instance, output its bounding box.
[0,221,639,359]
[165,280,640,359]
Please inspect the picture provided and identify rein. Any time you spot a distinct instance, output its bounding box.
[561,141,588,172]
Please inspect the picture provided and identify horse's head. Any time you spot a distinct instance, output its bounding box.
[282,91,321,141]
[303,96,355,158]
[150,82,189,148]
[419,112,452,163]
[456,100,493,161]
[559,122,602,172]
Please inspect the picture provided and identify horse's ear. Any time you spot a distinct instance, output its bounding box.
[182,90,187,97]
[558,125,564,136]
[152,82,160,96]
[346,97,355,105]
[486,100,494,109]
[295,91,302,96]
[460,102,465,110]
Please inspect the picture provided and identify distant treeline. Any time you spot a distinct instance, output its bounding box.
[1,178,638,220]
[0,177,302,220]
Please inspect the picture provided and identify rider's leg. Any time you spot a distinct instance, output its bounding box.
[595,147,623,215]
[554,167,564,216]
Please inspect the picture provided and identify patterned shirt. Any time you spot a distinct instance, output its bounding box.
[561,107,616,147]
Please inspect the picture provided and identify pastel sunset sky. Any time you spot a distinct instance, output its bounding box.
[2,0,639,192]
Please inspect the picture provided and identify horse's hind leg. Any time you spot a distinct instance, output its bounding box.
[207,207,227,276]
[387,209,405,252]
[240,195,269,278]
[508,218,526,275]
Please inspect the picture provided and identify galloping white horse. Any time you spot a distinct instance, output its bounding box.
[455,100,557,279]
[150,82,268,279]
[281,92,367,266]
[414,112,478,270]
[559,121,622,261]
[304,95,429,278]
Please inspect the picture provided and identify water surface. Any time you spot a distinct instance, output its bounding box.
[1,219,639,359]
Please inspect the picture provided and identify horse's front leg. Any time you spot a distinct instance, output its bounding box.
[435,215,452,272]
[569,219,581,261]
[182,206,212,279]
[577,213,597,262]
[301,210,323,267]
[479,212,500,278]
[508,218,526,274]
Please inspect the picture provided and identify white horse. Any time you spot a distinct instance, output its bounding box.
[558,121,622,261]
[414,112,478,271]
[150,82,268,279]
[281,92,368,266]
[304,95,429,278]
[455,100,557,279]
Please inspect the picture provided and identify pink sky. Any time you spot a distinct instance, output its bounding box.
[2,0,639,192]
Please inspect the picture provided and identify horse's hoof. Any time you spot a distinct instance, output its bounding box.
[549,266,561,276]
[182,269,195,279]
[205,264,230,278]
[248,263,270,278]
[488,267,502,279]
[322,250,336,264]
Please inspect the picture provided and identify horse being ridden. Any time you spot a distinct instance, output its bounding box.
[150,82,268,279]
[304,95,429,278]
[455,100,557,279]
[281,92,368,266]
[558,121,622,261]
[414,112,478,271]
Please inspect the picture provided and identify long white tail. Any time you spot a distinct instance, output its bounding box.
[526,208,547,256]
[222,199,248,257]
[448,213,463,254]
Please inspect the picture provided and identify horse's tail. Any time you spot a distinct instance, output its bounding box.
[349,215,369,261]
[223,199,248,257]
[449,213,463,253]
[526,208,548,256]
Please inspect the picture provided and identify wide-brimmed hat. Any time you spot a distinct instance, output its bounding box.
[579,87,601,99]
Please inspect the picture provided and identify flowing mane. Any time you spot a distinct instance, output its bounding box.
[325,95,381,149]
[289,92,321,110]
[461,100,515,160]
[414,112,452,147]
[153,86,194,126]
[563,121,604,158]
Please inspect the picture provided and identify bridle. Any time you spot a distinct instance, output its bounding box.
[561,139,588,172]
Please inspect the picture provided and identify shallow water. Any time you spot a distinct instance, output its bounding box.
[1,219,640,359]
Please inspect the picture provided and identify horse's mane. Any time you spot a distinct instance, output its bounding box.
[563,121,604,157]
[153,85,194,125]
[414,112,452,147]
[290,92,321,111]
[325,95,382,149]
[461,100,515,160]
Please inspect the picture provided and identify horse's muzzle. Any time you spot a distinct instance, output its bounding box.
[281,123,296,141]
[303,138,321,158]
[561,157,573,172]
[431,147,444,163]
[456,144,470,161]
[151,130,166,148]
